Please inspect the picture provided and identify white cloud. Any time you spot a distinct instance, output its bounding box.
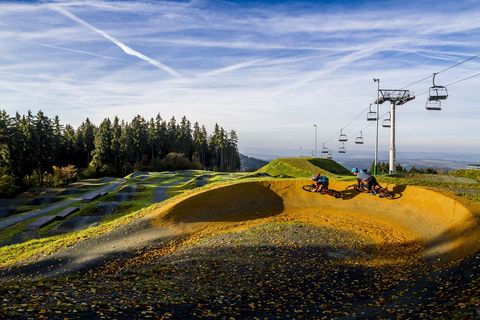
[0,0,479,155]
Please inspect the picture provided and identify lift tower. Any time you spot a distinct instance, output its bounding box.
[375,89,415,174]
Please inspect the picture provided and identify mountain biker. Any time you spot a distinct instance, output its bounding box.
[351,167,379,195]
[311,173,329,192]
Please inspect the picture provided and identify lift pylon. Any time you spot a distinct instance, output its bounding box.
[375,89,415,174]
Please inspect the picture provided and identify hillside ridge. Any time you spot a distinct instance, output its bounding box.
[256,157,352,178]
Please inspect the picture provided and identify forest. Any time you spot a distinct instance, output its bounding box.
[0,110,240,196]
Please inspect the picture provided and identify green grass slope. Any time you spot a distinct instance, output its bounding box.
[451,169,480,182]
[256,157,352,178]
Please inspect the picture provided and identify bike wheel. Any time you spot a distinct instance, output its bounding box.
[302,184,315,192]
[378,188,393,199]
[382,191,394,199]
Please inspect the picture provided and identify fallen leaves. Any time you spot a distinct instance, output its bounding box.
[0,223,479,319]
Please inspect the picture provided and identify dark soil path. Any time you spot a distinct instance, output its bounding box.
[1,224,479,319]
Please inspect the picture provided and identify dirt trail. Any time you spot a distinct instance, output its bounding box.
[2,179,479,279]
[0,179,124,231]
[152,179,480,264]
[1,179,480,319]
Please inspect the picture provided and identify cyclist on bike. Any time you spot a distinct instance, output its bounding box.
[311,173,329,192]
[351,167,379,195]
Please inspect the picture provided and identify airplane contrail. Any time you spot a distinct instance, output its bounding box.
[50,4,181,78]
[200,58,267,77]
[17,39,127,61]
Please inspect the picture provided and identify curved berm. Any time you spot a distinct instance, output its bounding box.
[152,179,480,265]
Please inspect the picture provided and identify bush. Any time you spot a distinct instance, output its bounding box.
[42,165,79,187]
[0,172,18,197]
[81,164,115,179]
[53,165,79,186]
[153,153,201,171]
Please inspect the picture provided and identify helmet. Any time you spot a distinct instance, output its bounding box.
[351,167,359,173]
[311,175,316,180]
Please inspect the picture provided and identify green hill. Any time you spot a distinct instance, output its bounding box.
[240,154,268,171]
[256,157,352,178]
[451,169,480,182]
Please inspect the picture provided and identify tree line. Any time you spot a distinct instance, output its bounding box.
[0,110,240,196]
[370,162,438,175]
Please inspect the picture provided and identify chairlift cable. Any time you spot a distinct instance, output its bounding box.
[445,71,480,86]
[400,51,480,89]
[321,104,370,145]
[415,71,480,97]
[319,53,480,151]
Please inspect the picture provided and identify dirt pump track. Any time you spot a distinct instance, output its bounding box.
[152,179,480,265]
[2,178,480,278]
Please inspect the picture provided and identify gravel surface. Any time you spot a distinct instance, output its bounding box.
[0,223,479,319]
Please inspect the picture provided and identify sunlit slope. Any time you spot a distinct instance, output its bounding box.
[451,169,480,182]
[151,179,480,264]
[256,157,352,178]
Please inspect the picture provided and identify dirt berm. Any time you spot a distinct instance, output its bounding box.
[152,179,480,265]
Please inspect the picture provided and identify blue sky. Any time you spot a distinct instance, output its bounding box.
[1,0,479,157]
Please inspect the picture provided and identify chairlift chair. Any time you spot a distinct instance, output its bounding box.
[338,143,346,154]
[339,129,348,142]
[382,112,391,128]
[425,99,442,111]
[355,131,364,144]
[327,150,333,159]
[428,73,448,101]
[321,143,329,154]
[366,104,377,121]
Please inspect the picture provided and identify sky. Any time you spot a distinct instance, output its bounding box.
[0,0,479,158]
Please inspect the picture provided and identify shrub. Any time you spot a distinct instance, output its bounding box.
[0,172,18,197]
[81,164,115,179]
[42,165,79,187]
[154,153,201,171]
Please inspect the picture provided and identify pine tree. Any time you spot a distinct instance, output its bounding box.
[178,116,193,159]
[130,115,148,164]
[90,118,113,173]
[111,116,122,173]
[166,116,178,154]
[52,115,66,166]
[33,111,54,181]
[228,130,241,171]
[119,121,134,175]
[0,111,11,171]
[77,118,96,167]
[63,124,76,166]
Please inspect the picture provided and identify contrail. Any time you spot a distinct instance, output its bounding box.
[201,58,267,77]
[50,4,181,78]
[17,39,127,61]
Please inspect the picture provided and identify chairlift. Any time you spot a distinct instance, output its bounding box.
[355,131,364,144]
[426,99,442,111]
[339,129,348,142]
[338,143,346,154]
[428,73,448,101]
[366,104,377,121]
[382,112,391,128]
[321,143,329,154]
[327,149,333,159]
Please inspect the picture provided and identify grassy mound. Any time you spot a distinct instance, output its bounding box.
[256,157,352,178]
[451,169,480,182]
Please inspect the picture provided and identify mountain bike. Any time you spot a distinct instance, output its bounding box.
[302,183,341,198]
[350,181,393,199]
